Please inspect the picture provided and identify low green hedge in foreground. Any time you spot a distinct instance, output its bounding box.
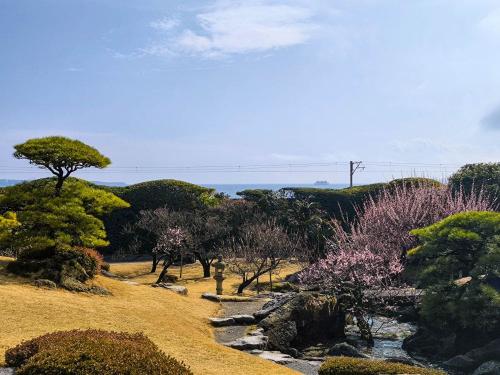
[6,329,192,375]
[319,357,445,375]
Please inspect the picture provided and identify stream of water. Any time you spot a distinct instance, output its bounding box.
[346,316,417,361]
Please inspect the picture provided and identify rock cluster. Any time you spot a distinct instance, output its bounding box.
[257,293,344,356]
[443,339,500,374]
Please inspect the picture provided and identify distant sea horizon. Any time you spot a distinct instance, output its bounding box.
[0,179,349,199]
[202,183,348,198]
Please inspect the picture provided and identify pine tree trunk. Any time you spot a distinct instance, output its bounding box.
[55,176,64,196]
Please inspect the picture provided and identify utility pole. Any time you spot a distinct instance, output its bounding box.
[349,161,364,188]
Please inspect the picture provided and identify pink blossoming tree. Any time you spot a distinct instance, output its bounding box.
[300,182,496,344]
[154,226,189,284]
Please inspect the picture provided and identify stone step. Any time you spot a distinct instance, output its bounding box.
[224,332,268,350]
[209,317,236,327]
[209,314,256,326]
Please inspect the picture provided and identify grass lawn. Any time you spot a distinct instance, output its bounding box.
[0,256,300,375]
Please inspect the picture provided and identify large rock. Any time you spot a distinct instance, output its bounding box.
[156,283,188,296]
[258,293,345,356]
[472,361,500,375]
[404,326,500,362]
[0,369,14,375]
[444,355,477,371]
[328,342,369,358]
[403,328,457,359]
[266,320,298,356]
[443,338,500,372]
[254,293,296,320]
[465,339,500,364]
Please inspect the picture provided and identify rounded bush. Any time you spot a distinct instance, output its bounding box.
[449,162,500,200]
[64,247,103,279]
[7,246,105,292]
[5,329,192,375]
[318,357,445,375]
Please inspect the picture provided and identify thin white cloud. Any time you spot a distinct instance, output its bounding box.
[65,67,82,72]
[150,17,180,31]
[145,1,321,58]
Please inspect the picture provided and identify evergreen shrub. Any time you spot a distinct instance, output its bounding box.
[5,329,192,375]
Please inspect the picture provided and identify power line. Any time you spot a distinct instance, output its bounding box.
[0,161,463,172]
[0,160,463,184]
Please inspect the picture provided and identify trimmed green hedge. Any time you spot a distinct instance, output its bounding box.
[244,178,441,223]
[104,179,216,212]
[100,179,218,255]
[449,162,500,203]
[282,183,387,221]
[6,329,192,375]
[319,357,445,375]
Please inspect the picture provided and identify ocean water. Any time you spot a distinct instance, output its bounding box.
[202,183,348,198]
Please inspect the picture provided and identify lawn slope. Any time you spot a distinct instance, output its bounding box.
[0,257,297,375]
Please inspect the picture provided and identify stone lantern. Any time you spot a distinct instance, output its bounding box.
[213,254,226,295]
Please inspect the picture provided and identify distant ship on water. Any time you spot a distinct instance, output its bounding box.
[313,180,329,186]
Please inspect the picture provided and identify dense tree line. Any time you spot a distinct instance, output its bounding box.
[1,135,498,315]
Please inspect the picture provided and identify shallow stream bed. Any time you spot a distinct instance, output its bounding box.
[213,299,442,375]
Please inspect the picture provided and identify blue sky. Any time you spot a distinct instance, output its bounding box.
[1,0,499,184]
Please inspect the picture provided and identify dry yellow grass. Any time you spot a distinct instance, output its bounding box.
[0,256,300,375]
